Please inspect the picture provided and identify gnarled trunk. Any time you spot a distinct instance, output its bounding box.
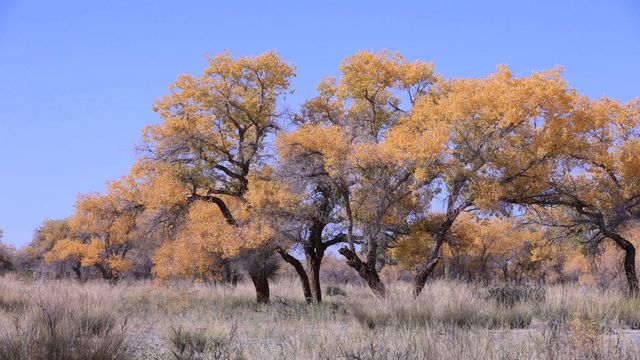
[609,233,639,296]
[241,248,278,304]
[307,256,322,303]
[413,230,447,297]
[413,257,440,297]
[250,273,270,304]
[413,201,466,297]
[278,250,313,303]
[339,247,386,296]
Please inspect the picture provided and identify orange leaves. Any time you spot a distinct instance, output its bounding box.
[43,50,640,286]
[277,124,351,177]
[338,50,436,99]
[44,239,86,264]
[245,168,300,215]
[385,112,448,167]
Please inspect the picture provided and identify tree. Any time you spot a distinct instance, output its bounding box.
[142,51,295,303]
[46,177,143,280]
[496,97,640,294]
[268,157,349,303]
[391,65,588,295]
[19,219,77,278]
[0,228,15,274]
[279,50,441,296]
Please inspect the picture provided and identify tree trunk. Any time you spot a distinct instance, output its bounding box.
[307,256,322,303]
[250,273,270,304]
[221,258,239,285]
[609,233,639,296]
[278,250,313,303]
[414,230,447,296]
[413,198,467,296]
[72,262,82,280]
[338,247,386,296]
[413,257,439,296]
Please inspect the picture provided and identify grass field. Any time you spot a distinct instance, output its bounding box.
[2,275,640,359]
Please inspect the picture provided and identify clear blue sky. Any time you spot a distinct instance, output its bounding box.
[0,0,638,247]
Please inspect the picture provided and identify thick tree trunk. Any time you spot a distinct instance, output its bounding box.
[278,250,313,303]
[338,247,386,296]
[609,233,639,296]
[250,273,270,304]
[413,257,440,297]
[307,257,322,303]
[414,231,447,296]
[413,200,467,296]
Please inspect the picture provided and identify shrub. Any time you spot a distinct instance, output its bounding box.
[168,325,245,360]
[485,283,545,307]
[325,285,347,297]
[0,293,132,360]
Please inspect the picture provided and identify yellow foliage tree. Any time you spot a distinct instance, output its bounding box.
[45,177,143,280]
[278,50,442,296]
[140,51,295,303]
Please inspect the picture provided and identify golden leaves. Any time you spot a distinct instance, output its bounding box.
[277,124,351,177]
[45,50,640,285]
[44,239,86,264]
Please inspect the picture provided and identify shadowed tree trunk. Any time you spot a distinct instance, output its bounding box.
[339,247,386,296]
[413,217,457,296]
[609,232,639,296]
[306,254,322,303]
[413,191,471,297]
[278,250,313,303]
[250,273,270,304]
[71,261,82,280]
[220,257,239,285]
[279,231,347,303]
[241,248,279,304]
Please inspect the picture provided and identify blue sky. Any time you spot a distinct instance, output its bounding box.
[0,0,639,247]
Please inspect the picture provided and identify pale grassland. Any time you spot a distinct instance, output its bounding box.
[1,275,640,359]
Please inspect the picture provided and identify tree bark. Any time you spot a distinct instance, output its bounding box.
[413,257,440,297]
[413,198,468,297]
[338,247,386,296]
[414,230,447,297]
[250,273,270,304]
[609,233,639,296]
[278,250,313,303]
[307,256,322,303]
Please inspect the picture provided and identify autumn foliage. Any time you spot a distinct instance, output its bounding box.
[28,50,640,302]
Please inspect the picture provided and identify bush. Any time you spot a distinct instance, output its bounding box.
[325,285,347,297]
[0,294,132,360]
[485,283,545,307]
[168,326,245,360]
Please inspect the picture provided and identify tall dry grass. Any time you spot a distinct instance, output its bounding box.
[1,274,640,359]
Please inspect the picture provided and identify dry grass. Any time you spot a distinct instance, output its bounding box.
[1,274,640,359]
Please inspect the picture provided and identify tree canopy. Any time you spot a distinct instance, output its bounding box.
[32,50,640,302]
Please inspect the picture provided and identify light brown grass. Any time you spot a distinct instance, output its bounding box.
[1,274,640,359]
